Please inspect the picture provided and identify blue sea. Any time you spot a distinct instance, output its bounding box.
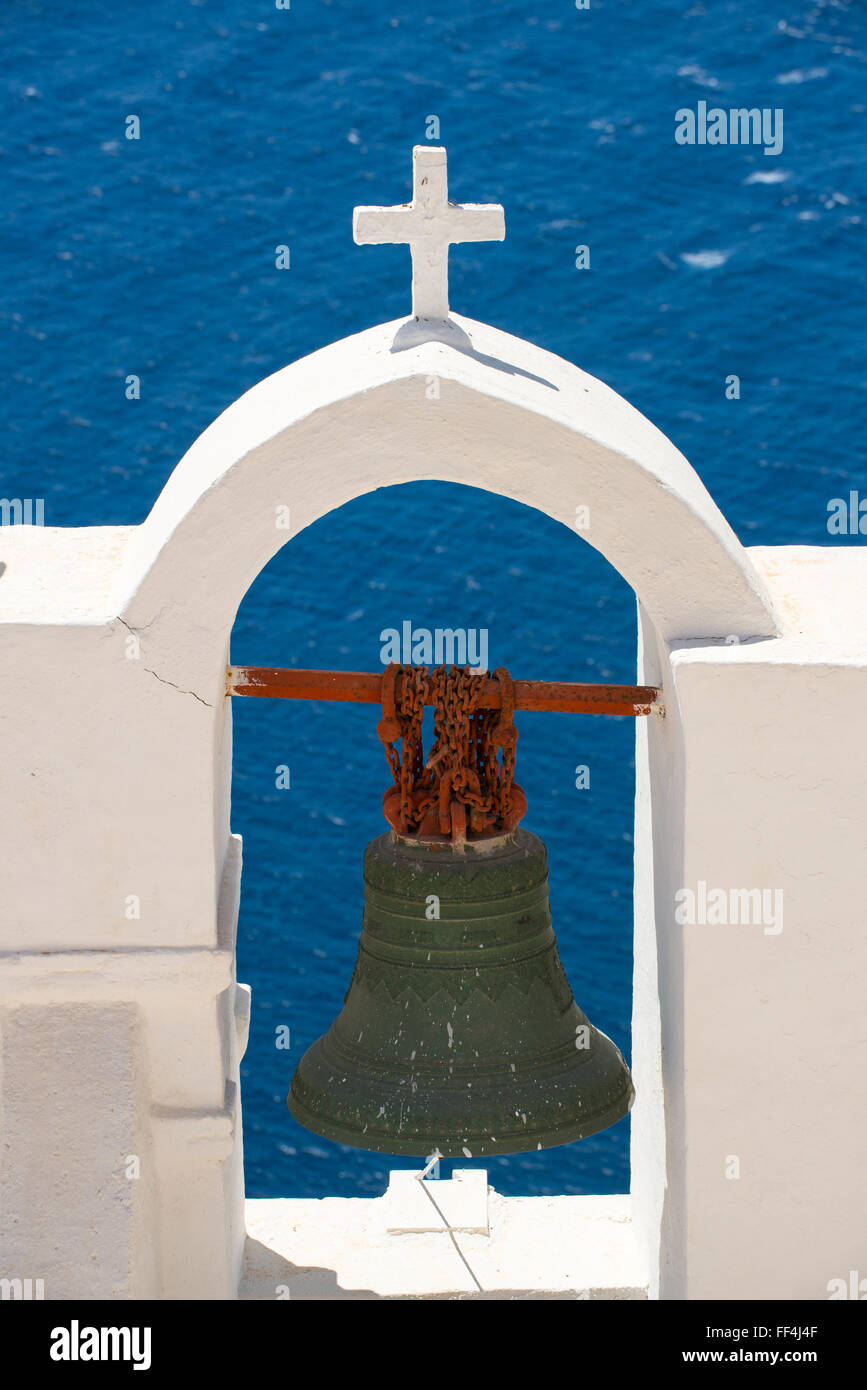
[1,0,863,1199]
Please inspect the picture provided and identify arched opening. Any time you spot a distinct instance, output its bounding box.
[117,314,779,1296]
[232,480,638,1201]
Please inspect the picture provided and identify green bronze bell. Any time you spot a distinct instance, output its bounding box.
[288,826,634,1157]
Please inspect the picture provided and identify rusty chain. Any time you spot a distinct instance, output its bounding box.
[377,663,523,841]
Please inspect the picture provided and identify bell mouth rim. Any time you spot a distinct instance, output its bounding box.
[287,1082,634,1159]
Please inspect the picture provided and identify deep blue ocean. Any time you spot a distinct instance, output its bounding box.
[1,1,863,1199]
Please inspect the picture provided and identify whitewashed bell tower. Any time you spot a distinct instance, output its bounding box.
[0,147,864,1300]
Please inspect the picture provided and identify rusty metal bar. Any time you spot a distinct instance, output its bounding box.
[227,666,660,717]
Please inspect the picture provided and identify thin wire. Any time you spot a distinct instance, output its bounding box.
[414,1151,485,1295]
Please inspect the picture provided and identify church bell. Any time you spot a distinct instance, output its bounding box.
[288,663,634,1157]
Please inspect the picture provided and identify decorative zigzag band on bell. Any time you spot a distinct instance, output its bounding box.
[287,663,635,1158]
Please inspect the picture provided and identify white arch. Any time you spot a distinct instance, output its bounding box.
[109,314,778,1299]
[120,313,778,671]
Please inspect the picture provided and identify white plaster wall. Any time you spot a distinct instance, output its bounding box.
[669,547,867,1299]
[1,1004,147,1299]
[675,664,866,1297]
[631,604,687,1301]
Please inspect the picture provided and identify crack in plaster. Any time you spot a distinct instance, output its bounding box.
[116,618,213,707]
[143,667,213,707]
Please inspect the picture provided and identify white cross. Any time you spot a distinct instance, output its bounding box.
[353,146,505,323]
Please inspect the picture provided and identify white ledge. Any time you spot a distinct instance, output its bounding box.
[0,948,234,999]
[242,1191,647,1300]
